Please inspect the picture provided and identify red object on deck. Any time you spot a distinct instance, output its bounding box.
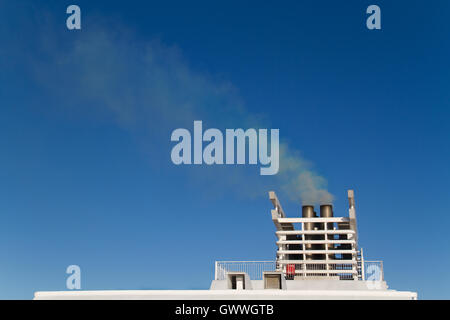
[286,264,295,275]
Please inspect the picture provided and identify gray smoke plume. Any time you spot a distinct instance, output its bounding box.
[277,144,334,205]
[17,21,334,205]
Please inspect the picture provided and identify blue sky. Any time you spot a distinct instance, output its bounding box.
[0,1,449,299]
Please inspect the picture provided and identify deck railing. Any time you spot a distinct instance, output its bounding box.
[215,260,384,281]
[214,261,276,280]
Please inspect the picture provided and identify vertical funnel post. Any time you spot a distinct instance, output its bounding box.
[348,190,358,249]
[302,205,315,261]
[320,204,335,261]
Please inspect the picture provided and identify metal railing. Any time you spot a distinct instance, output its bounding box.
[215,261,276,280]
[215,260,384,281]
[280,262,356,280]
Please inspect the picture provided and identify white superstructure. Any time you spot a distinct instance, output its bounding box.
[34,190,417,300]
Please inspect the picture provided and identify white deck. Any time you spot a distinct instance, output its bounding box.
[34,289,417,300]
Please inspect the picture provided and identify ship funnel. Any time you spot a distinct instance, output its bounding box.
[302,205,316,232]
[302,205,315,218]
[302,205,316,260]
[320,204,335,258]
[319,204,333,218]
